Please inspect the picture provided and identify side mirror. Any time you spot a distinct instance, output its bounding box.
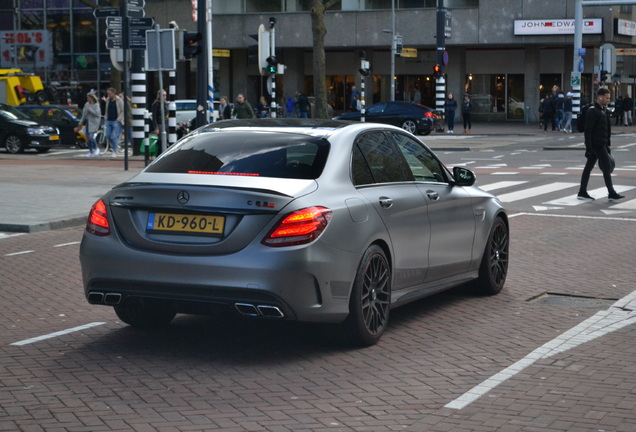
[452,166,476,187]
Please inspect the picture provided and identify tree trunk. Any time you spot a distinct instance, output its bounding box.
[311,0,329,119]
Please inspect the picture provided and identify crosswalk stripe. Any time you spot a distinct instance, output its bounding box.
[496,182,579,203]
[478,181,527,192]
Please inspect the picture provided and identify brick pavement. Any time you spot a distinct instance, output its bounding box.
[2,213,636,431]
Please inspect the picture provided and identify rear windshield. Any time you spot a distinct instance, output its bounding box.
[145,130,330,179]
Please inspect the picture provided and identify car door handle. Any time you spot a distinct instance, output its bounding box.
[378,197,393,208]
[426,190,440,201]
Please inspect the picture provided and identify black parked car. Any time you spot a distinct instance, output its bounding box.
[14,104,86,148]
[0,103,61,154]
[333,101,436,135]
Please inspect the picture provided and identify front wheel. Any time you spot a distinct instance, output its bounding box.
[114,298,177,328]
[4,135,24,154]
[475,216,509,295]
[343,245,391,347]
[95,130,108,153]
[401,119,417,134]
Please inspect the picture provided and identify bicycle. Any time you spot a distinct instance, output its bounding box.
[94,123,132,156]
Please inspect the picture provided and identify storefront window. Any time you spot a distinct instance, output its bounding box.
[466,73,525,119]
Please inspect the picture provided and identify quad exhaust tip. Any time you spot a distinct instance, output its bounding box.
[235,303,284,318]
[88,291,122,305]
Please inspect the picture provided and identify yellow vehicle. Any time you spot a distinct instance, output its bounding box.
[0,69,47,106]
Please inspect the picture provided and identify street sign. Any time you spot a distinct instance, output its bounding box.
[128,28,148,49]
[145,29,176,71]
[94,7,119,18]
[106,17,122,28]
[106,28,122,39]
[127,7,145,18]
[128,0,145,7]
[105,38,123,49]
[129,17,154,27]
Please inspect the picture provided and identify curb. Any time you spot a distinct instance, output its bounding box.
[0,216,87,233]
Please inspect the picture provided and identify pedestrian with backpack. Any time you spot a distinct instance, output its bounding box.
[577,87,624,201]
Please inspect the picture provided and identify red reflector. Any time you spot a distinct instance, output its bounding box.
[262,206,332,247]
[86,199,110,236]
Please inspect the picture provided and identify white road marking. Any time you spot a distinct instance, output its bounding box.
[445,289,636,410]
[496,182,579,203]
[0,233,25,240]
[477,181,527,192]
[10,322,106,346]
[4,250,34,257]
[54,241,81,248]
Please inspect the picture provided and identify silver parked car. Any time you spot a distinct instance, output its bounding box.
[80,119,509,346]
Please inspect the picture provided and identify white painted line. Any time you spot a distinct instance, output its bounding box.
[491,172,520,175]
[10,322,106,346]
[54,241,81,248]
[0,233,25,240]
[445,289,636,410]
[477,181,527,192]
[5,250,34,257]
[539,172,567,175]
[496,182,578,203]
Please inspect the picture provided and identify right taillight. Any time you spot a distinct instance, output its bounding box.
[262,206,332,247]
[86,199,110,236]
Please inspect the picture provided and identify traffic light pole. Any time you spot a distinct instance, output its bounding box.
[435,1,446,114]
[196,0,208,128]
[269,20,277,118]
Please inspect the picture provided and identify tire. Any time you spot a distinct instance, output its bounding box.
[401,119,417,134]
[343,245,391,347]
[4,135,24,154]
[36,90,48,104]
[114,298,177,328]
[475,216,509,295]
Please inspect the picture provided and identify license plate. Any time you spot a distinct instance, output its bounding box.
[147,212,225,236]
[50,135,59,141]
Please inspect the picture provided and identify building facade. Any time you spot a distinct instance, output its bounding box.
[2,0,636,123]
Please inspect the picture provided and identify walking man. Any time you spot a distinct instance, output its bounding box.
[577,87,624,201]
[104,87,123,157]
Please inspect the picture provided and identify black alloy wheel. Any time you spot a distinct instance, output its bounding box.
[344,245,391,346]
[476,216,509,295]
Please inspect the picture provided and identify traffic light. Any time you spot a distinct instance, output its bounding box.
[182,32,202,59]
[247,24,270,76]
[433,64,442,79]
[266,55,278,74]
[600,70,611,82]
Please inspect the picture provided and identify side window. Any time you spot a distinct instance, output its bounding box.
[389,132,447,183]
[352,132,411,186]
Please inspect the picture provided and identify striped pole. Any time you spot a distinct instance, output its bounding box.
[131,72,146,156]
[168,71,177,146]
[144,110,150,166]
[435,75,446,117]
[360,77,365,122]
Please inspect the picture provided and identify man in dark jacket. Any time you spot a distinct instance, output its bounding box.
[541,93,556,132]
[622,93,634,126]
[578,87,624,201]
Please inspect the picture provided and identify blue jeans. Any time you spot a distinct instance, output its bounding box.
[299,111,308,118]
[106,120,122,152]
[86,131,97,152]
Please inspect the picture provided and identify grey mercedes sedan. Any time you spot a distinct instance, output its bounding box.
[80,119,509,346]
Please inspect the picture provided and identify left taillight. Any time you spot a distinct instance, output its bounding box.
[262,206,332,247]
[424,111,436,118]
[86,199,110,236]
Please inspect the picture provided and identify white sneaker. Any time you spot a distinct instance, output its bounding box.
[85,152,93,157]
[94,148,100,156]
[111,152,117,158]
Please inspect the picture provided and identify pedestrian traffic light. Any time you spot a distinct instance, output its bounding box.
[182,32,202,59]
[433,64,442,79]
[266,55,278,74]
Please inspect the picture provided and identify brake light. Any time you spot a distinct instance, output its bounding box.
[424,111,436,118]
[86,199,110,236]
[262,206,332,247]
